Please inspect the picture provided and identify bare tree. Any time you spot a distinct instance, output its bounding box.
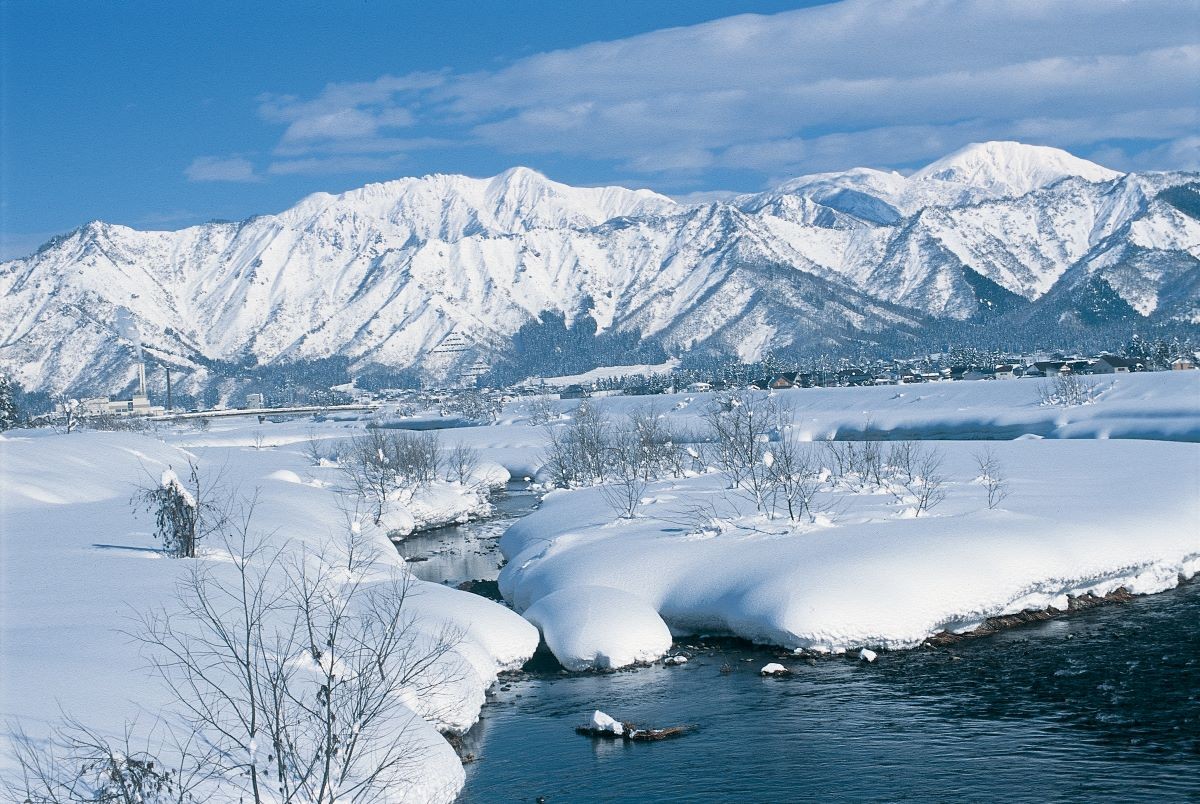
[886,441,920,485]
[444,441,481,486]
[599,425,650,518]
[541,403,611,487]
[973,446,1010,510]
[341,431,441,524]
[765,439,828,523]
[251,430,266,451]
[5,717,216,804]
[132,519,462,803]
[302,430,339,467]
[704,392,779,514]
[905,447,947,517]
[53,394,80,434]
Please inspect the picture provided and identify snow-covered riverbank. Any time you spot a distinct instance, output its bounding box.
[0,425,538,802]
[499,438,1199,669]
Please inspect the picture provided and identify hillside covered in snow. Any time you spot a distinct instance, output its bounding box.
[2,141,1197,395]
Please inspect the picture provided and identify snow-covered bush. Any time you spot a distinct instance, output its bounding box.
[445,388,502,423]
[136,461,217,558]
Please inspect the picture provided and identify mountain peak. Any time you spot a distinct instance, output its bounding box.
[911,141,1122,196]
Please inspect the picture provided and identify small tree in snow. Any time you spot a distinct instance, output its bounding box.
[136,460,225,558]
[974,446,1010,510]
[134,524,462,803]
[599,425,651,518]
[1038,374,1099,407]
[53,393,80,434]
[445,441,481,486]
[704,392,778,514]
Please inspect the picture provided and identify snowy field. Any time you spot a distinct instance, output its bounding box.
[2,369,1198,798]
[0,421,539,802]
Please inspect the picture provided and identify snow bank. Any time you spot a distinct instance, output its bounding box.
[523,585,673,670]
[500,439,1199,660]
[0,427,538,802]
[522,370,1200,442]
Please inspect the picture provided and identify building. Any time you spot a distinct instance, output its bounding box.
[1170,356,1196,371]
[1093,355,1134,374]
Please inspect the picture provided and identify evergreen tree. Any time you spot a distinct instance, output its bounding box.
[0,373,19,431]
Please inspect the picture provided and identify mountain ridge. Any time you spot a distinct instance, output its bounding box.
[2,142,1196,395]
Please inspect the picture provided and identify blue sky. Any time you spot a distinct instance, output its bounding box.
[2,0,1197,258]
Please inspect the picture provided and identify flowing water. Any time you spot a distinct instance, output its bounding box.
[398,493,1200,803]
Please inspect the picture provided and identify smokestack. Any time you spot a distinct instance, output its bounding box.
[138,358,147,398]
[166,368,172,411]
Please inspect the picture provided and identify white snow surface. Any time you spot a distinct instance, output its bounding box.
[523,585,673,671]
[0,422,539,802]
[500,438,1199,659]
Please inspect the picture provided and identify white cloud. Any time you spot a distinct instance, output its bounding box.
[244,0,1199,183]
[184,155,259,183]
[267,154,409,176]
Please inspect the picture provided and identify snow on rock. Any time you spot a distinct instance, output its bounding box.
[522,585,673,671]
[860,649,878,663]
[589,710,625,735]
[760,663,790,676]
[381,479,495,537]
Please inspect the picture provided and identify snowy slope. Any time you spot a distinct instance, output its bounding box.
[2,143,1197,394]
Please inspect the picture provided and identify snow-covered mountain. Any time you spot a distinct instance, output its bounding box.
[2,142,1196,394]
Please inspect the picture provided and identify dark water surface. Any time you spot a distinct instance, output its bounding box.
[406,495,1200,803]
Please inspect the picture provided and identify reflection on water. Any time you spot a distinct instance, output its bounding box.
[395,484,539,585]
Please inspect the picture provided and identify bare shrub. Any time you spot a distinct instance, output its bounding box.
[541,403,611,487]
[704,392,779,513]
[342,430,441,523]
[251,430,266,450]
[765,439,828,523]
[445,441,481,486]
[886,441,920,485]
[133,523,463,803]
[6,717,215,804]
[1038,373,1099,407]
[904,446,947,517]
[303,430,338,466]
[974,446,1010,510]
[599,425,651,518]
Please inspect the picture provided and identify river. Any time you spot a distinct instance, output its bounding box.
[397,489,1200,803]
